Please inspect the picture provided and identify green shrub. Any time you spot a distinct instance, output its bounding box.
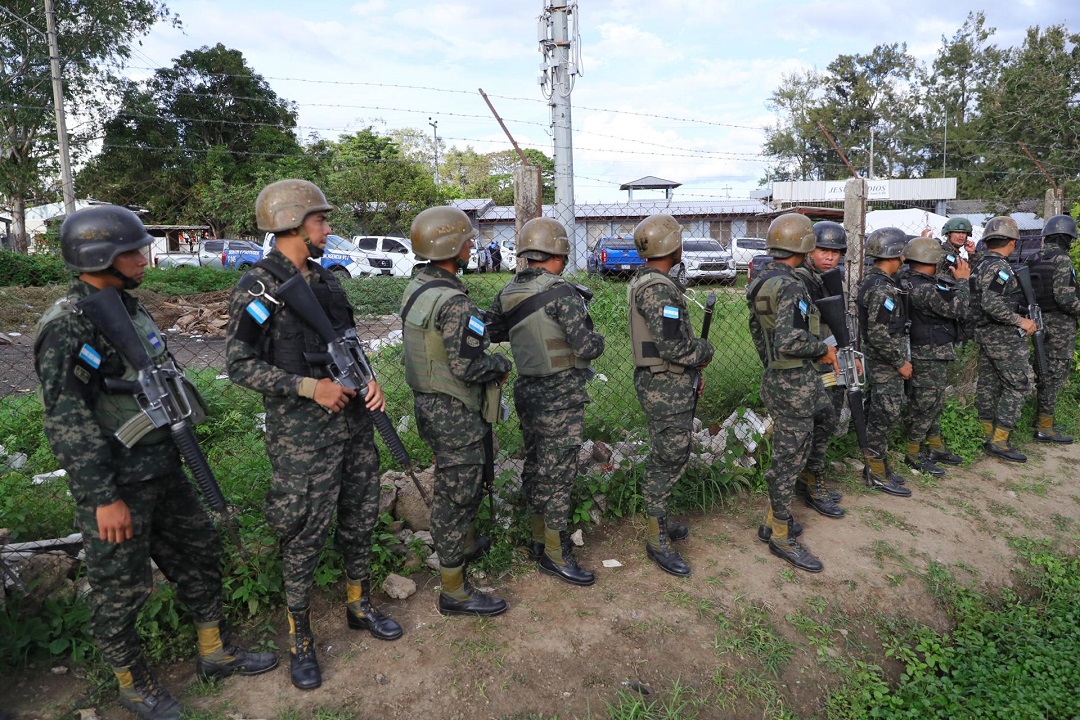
[141,266,240,295]
[0,251,69,287]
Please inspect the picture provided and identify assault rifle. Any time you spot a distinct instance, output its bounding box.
[272,274,432,507]
[76,288,246,557]
[815,295,869,451]
[1015,265,1050,381]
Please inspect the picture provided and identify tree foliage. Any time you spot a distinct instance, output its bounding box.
[441,147,554,205]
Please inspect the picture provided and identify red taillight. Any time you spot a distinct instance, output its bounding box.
[601,250,607,264]
[222,251,227,266]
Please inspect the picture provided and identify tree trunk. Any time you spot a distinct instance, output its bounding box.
[11,196,28,254]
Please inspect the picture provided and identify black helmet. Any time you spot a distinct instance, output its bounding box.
[865,227,907,259]
[60,205,154,272]
[813,221,847,250]
[1042,214,1077,242]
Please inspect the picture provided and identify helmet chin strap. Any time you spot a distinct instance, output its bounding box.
[299,227,324,260]
[107,267,141,290]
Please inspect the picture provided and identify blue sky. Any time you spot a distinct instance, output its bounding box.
[132,0,1075,203]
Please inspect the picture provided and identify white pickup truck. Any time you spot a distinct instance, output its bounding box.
[728,237,769,271]
[154,239,261,269]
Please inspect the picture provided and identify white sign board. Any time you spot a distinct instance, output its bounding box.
[824,181,890,200]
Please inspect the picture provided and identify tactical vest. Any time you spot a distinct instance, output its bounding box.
[251,260,354,378]
[37,295,171,446]
[627,271,685,373]
[974,254,1021,315]
[906,272,959,347]
[400,275,482,410]
[747,267,821,370]
[1027,249,1076,313]
[499,273,590,377]
[857,272,907,341]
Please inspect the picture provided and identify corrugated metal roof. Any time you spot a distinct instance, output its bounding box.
[451,199,496,213]
[954,212,1043,232]
[619,176,681,190]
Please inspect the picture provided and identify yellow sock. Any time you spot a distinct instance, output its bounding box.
[440,565,469,601]
[195,621,224,658]
[1037,415,1054,431]
[647,516,662,551]
[905,441,922,457]
[991,427,1010,445]
[979,419,994,438]
[544,526,565,565]
[530,514,546,543]
[926,436,945,450]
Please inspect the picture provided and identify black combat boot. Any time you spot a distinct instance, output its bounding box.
[194,621,279,680]
[766,512,823,573]
[796,470,845,518]
[462,525,491,564]
[925,437,962,465]
[985,427,1027,463]
[437,565,508,617]
[287,607,321,690]
[757,509,804,543]
[864,454,911,497]
[797,468,842,501]
[1034,415,1073,444]
[904,452,945,477]
[115,658,182,720]
[644,516,690,577]
[538,529,595,586]
[346,577,403,641]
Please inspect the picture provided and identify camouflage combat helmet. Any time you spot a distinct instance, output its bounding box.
[60,204,154,272]
[409,206,477,261]
[812,221,847,250]
[766,213,815,256]
[903,236,944,265]
[633,214,682,258]
[941,217,973,236]
[865,227,907,259]
[1042,214,1077,242]
[518,217,570,261]
[982,216,1020,243]
[256,179,333,233]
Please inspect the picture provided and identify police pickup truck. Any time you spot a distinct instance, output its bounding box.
[260,233,376,278]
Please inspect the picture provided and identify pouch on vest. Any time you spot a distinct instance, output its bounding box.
[480,381,504,424]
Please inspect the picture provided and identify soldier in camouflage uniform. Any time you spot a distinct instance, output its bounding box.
[36,206,275,720]
[856,227,913,497]
[900,237,971,476]
[1027,215,1080,444]
[486,218,605,586]
[790,221,847,518]
[400,206,513,616]
[972,217,1037,462]
[939,217,975,263]
[226,180,401,691]
[628,214,714,577]
[747,213,839,573]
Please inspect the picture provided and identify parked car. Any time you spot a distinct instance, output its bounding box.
[746,254,772,282]
[222,241,264,271]
[587,235,643,276]
[469,237,516,273]
[154,239,260,269]
[729,237,768,270]
[680,238,736,285]
[261,233,375,278]
[352,235,423,277]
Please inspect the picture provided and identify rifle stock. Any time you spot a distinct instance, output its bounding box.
[272,273,432,506]
[700,292,717,340]
[1015,265,1050,381]
[815,295,869,451]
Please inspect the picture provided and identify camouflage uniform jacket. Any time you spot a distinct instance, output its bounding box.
[34,280,182,508]
[1030,246,1080,318]
[630,267,713,369]
[226,248,367,451]
[486,268,605,411]
[857,267,908,374]
[902,267,970,362]
[971,251,1024,342]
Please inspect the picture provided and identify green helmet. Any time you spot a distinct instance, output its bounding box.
[813,221,847,250]
[518,217,570,261]
[942,217,973,236]
[766,213,815,256]
[865,227,907,259]
[633,214,682,258]
[1042,214,1077,242]
[904,236,944,265]
[983,216,1020,243]
[256,179,333,233]
[409,206,477,261]
[60,204,154,272]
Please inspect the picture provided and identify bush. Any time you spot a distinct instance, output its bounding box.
[141,265,240,295]
[0,251,69,287]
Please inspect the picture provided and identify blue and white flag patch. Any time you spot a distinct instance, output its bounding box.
[147,331,162,350]
[798,299,808,315]
[997,269,1011,283]
[662,305,680,319]
[936,283,950,291]
[883,298,896,312]
[78,344,102,369]
[468,316,486,335]
[245,299,270,325]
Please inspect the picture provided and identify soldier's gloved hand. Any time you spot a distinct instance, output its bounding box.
[898,361,913,380]
[96,499,133,544]
[697,375,706,399]
[950,258,971,280]
[314,378,356,412]
[364,380,386,412]
[818,346,840,375]
[1018,317,1037,337]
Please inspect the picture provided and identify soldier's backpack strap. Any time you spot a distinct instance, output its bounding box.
[401,280,460,327]
[505,284,578,330]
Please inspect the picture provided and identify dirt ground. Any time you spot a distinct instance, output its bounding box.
[4,435,1079,720]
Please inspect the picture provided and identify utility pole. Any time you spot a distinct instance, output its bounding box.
[539,1,581,268]
[44,0,74,216]
[428,117,439,185]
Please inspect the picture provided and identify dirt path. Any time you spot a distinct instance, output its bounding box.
[5,437,1078,720]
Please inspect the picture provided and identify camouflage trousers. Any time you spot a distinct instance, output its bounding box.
[975,338,1032,429]
[905,359,948,443]
[517,399,585,531]
[865,374,905,456]
[1036,315,1077,417]
[265,422,381,609]
[634,368,698,517]
[805,382,844,474]
[414,392,488,567]
[73,470,223,667]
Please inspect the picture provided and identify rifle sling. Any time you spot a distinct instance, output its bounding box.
[505,284,578,330]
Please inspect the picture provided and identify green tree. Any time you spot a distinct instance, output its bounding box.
[0,0,172,252]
